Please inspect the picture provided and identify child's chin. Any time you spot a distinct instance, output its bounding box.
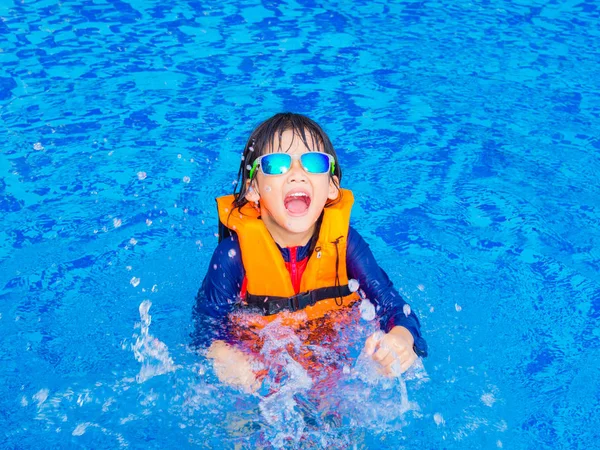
[283,216,317,234]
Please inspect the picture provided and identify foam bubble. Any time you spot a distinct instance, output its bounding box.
[130,277,140,287]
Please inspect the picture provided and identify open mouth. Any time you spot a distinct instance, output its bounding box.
[284,191,311,216]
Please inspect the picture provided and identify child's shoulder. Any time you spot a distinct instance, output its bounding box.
[210,233,243,267]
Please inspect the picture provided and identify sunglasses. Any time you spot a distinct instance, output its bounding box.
[249,153,335,179]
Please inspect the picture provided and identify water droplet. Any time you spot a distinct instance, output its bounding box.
[241,154,245,160]
[137,171,147,180]
[497,440,503,448]
[126,266,132,271]
[213,264,217,270]
[177,154,182,159]
[417,284,425,291]
[455,303,462,312]
[146,219,152,226]
[403,304,411,317]
[33,142,44,151]
[481,392,496,406]
[249,146,254,152]
[72,423,88,436]
[359,299,376,321]
[113,218,122,228]
[151,284,158,293]
[33,389,49,406]
[224,208,229,213]
[265,185,271,192]
[183,176,190,183]
[129,238,137,246]
[130,277,140,287]
[246,165,252,171]
[348,279,359,292]
[228,249,237,258]
[434,413,445,426]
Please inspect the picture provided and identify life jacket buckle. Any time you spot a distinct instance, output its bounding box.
[290,291,313,312]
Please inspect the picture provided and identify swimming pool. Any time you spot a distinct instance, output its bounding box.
[1,0,599,448]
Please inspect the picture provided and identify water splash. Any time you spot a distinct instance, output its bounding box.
[131,300,180,383]
[256,322,313,448]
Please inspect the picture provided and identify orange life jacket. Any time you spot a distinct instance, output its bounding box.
[216,188,360,327]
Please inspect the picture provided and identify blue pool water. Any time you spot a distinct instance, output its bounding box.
[2,0,599,448]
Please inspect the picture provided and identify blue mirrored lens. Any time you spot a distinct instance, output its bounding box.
[301,153,330,174]
[261,153,292,175]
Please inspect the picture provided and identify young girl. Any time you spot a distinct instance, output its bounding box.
[192,113,427,393]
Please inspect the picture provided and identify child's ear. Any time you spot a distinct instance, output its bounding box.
[328,176,340,200]
[245,180,260,202]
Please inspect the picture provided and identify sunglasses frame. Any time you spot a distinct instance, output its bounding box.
[249,152,335,179]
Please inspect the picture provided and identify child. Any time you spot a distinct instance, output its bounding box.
[192,113,427,393]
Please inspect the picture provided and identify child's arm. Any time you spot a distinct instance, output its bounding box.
[347,227,428,373]
[190,236,244,348]
[190,236,263,391]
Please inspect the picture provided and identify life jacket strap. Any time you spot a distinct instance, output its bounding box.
[245,285,352,316]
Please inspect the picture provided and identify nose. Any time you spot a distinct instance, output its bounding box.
[286,157,307,183]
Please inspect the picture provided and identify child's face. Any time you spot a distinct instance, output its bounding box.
[245,129,339,242]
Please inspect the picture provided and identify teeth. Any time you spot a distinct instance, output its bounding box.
[289,192,308,197]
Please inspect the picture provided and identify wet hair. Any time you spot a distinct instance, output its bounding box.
[232,112,342,211]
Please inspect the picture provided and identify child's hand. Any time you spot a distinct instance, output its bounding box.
[364,326,418,377]
[206,340,261,393]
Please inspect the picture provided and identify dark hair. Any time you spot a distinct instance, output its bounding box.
[232,112,342,211]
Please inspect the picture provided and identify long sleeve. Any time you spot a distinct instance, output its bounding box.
[346,227,428,357]
[190,235,245,348]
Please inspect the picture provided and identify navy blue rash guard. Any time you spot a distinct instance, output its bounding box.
[192,226,428,357]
